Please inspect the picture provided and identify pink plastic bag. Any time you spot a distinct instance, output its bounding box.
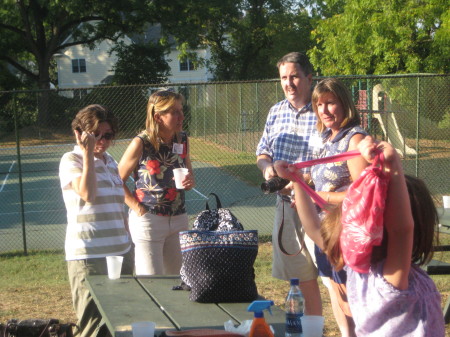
[340,152,390,273]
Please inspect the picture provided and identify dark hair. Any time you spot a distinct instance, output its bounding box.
[71,104,118,137]
[312,78,361,133]
[323,174,438,269]
[405,175,438,265]
[276,52,313,76]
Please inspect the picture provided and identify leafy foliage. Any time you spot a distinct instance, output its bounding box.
[155,0,312,80]
[110,41,171,85]
[307,0,449,75]
[0,0,153,91]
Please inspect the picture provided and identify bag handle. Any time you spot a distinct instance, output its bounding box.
[205,193,222,210]
[278,200,305,256]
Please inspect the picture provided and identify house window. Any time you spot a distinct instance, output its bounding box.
[72,59,86,73]
[180,59,195,71]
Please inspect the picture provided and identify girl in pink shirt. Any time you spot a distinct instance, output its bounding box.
[275,136,445,337]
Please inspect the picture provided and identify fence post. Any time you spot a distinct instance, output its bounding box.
[214,84,217,143]
[13,92,28,255]
[415,77,421,177]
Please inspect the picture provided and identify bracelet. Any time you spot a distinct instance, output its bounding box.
[327,193,330,203]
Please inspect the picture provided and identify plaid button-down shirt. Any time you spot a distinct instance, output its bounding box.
[256,99,321,173]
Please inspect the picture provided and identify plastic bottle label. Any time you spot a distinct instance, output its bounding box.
[286,312,303,333]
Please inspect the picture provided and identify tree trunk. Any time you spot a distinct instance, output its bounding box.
[37,62,51,127]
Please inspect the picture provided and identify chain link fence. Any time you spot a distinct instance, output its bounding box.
[0,74,449,253]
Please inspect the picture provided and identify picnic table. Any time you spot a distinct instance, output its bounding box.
[86,275,287,337]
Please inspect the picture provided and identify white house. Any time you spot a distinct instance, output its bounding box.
[55,24,213,94]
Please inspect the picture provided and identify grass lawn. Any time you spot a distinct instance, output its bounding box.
[1,237,449,336]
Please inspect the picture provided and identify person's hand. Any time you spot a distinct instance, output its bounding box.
[263,164,276,181]
[75,129,96,154]
[358,136,398,165]
[273,160,301,181]
[134,204,148,217]
[181,172,195,191]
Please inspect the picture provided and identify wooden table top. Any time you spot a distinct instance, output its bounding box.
[86,275,286,337]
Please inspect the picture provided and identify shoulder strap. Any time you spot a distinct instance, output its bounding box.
[278,200,305,256]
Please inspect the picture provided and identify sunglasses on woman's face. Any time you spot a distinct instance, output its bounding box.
[95,132,114,141]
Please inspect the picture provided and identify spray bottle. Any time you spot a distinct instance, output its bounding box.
[247,300,275,337]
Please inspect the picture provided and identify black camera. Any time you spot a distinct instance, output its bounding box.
[260,176,290,194]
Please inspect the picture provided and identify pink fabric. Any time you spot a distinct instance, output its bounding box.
[292,149,361,209]
[340,153,390,273]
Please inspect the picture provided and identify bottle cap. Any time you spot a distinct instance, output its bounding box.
[290,278,299,286]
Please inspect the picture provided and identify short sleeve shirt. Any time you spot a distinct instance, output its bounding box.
[256,100,321,173]
[59,147,131,261]
[345,261,445,336]
[132,131,187,216]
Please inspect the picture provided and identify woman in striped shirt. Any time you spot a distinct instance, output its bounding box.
[59,104,132,337]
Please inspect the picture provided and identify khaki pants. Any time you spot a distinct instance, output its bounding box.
[67,249,133,337]
[272,197,318,281]
[129,211,189,276]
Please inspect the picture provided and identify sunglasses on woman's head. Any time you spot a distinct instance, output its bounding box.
[154,88,175,97]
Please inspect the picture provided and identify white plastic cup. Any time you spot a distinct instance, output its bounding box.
[300,315,324,337]
[443,196,450,209]
[173,168,188,189]
[106,256,123,280]
[132,321,155,337]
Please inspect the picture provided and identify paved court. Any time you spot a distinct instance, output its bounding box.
[0,142,276,253]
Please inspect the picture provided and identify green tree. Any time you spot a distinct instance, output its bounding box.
[0,0,151,123]
[155,0,312,80]
[110,41,171,85]
[307,0,449,75]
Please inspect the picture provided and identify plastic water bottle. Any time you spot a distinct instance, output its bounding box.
[285,278,304,337]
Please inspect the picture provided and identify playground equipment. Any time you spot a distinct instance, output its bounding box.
[357,84,417,157]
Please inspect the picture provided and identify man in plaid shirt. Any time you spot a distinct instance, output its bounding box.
[256,52,322,316]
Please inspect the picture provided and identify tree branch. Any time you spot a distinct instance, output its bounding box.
[0,54,39,81]
[0,23,27,36]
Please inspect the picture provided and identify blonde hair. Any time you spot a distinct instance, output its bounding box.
[144,89,184,151]
[321,204,345,270]
[312,78,360,133]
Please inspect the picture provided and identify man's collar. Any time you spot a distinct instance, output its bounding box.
[287,100,312,113]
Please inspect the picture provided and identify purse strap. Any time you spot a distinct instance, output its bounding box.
[278,199,306,256]
[205,193,222,210]
[277,149,362,256]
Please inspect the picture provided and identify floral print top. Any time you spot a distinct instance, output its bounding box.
[311,124,367,282]
[311,124,367,193]
[132,131,188,216]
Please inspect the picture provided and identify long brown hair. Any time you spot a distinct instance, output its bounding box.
[322,175,438,269]
[321,204,345,270]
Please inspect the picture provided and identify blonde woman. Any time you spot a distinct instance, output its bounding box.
[118,89,195,276]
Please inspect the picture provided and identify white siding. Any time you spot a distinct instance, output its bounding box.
[56,33,212,91]
[166,49,212,83]
[56,38,130,89]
